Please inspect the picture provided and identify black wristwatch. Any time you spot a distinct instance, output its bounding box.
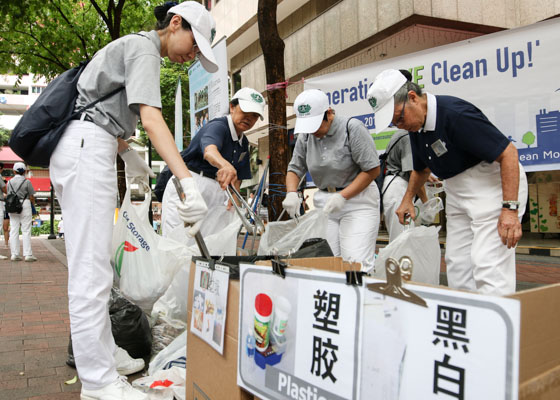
[502,201,520,210]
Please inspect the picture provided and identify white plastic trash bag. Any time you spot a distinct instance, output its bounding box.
[258,209,328,256]
[167,206,240,257]
[374,225,441,285]
[151,261,191,323]
[149,330,187,376]
[112,189,190,313]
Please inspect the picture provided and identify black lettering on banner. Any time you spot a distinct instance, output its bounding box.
[432,305,470,353]
[433,354,465,400]
[312,290,341,334]
[310,336,338,383]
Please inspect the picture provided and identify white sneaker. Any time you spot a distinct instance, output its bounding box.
[0,255,7,260]
[80,376,148,400]
[11,255,22,261]
[25,255,37,262]
[114,346,145,375]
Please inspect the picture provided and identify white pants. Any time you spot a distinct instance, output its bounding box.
[50,121,119,389]
[444,161,528,296]
[161,172,225,237]
[313,183,380,271]
[382,175,415,242]
[9,199,33,257]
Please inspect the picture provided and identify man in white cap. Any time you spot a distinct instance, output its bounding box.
[283,89,381,272]
[367,69,527,295]
[7,162,37,262]
[161,87,266,237]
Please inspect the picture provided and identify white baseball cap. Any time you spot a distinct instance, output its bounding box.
[232,88,266,120]
[367,69,407,133]
[13,162,26,173]
[293,89,330,134]
[168,1,219,73]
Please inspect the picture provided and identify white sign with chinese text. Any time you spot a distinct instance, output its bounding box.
[237,264,363,400]
[190,259,230,354]
[361,279,521,400]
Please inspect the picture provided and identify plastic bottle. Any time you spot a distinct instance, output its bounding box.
[254,293,273,352]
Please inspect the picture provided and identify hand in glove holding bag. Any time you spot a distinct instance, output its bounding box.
[282,192,302,218]
[178,177,208,236]
[323,193,346,215]
[120,148,156,195]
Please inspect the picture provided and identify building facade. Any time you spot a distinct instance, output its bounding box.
[209,0,560,162]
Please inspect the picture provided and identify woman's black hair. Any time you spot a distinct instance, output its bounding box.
[154,2,192,31]
[323,110,329,121]
[399,69,413,82]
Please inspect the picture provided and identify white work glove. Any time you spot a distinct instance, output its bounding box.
[120,148,155,195]
[177,177,208,236]
[323,193,346,215]
[282,192,301,218]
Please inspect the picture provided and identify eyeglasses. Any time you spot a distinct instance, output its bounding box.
[392,98,407,127]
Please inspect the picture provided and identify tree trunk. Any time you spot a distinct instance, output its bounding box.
[257,0,288,221]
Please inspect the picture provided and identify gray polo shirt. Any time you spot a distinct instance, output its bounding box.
[385,130,414,181]
[288,115,379,190]
[8,175,35,201]
[75,30,162,139]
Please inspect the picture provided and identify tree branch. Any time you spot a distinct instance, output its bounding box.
[14,25,67,70]
[49,0,91,60]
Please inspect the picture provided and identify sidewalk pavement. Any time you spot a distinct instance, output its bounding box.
[0,234,559,399]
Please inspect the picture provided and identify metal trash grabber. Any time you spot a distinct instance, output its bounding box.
[172,177,211,259]
[225,184,265,235]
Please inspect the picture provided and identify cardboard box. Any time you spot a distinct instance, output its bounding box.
[510,284,560,399]
[186,263,252,400]
[185,258,349,400]
[186,257,560,399]
[530,183,560,233]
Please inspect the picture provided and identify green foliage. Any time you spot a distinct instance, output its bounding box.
[0,127,11,147]
[0,0,160,80]
[522,131,536,148]
[31,220,58,236]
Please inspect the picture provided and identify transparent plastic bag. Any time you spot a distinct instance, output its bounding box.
[414,196,444,226]
[374,225,441,285]
[258,209,328,256]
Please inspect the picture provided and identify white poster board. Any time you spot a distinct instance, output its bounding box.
[361,278,520,400]
[305,18,560,172]
[190,259,230,354]
[237,264,364,400]
[188,37,229,138]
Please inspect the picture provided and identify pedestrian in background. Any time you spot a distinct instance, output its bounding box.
[368,68,527,295]
[0,163,7,259]
[49,2,217,398]
[8,162,37,262]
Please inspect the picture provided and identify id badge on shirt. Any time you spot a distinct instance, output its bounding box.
[431,139,448,157]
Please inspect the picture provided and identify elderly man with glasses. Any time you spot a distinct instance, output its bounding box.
[367,69,527,296]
